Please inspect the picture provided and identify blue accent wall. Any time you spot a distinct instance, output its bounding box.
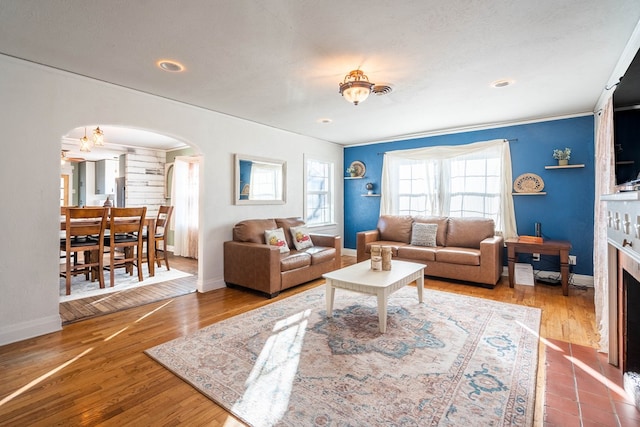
[344,116,595,276]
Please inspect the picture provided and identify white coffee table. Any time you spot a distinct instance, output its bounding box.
[323,260,425,333]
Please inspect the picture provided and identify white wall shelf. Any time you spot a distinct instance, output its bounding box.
[345,176,364,180]
[512,192,547,195]
[544,164,585,169]
[361,194,381,197]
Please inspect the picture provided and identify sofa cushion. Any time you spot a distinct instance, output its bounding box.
[301,246,336,265]
[397,245,437,262]
[275,217,305,250]
[280,252,311,272]
[445,217,495,249]
[233,219,277,243]
[377,215,413,243]
[411,223,438,247]
[414,216,449,246]
[435,247,481,266]
[290,225,314,250]
[265,228,290,253]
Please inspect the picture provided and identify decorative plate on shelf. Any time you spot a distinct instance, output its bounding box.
[349,161,366,177]
[514,173,544,193]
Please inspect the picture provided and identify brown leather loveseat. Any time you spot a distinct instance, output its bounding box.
[357,215,503,287]
[224,217,341,298]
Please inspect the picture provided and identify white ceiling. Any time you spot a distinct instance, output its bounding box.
[60,125,188,161]
[2,0,640,150]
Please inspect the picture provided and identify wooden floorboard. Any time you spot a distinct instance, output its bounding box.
[59,254,198,324]
[0,256,597,426]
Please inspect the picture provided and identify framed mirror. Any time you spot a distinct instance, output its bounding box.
[234,154,286,205]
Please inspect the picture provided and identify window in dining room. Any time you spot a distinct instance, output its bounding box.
[60,174,69,206]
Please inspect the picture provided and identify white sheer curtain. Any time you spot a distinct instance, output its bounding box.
[594,98,615,352]
[171,156,200,259]
[380,139,517,238]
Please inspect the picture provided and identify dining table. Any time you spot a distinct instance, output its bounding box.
[60,215,157,278]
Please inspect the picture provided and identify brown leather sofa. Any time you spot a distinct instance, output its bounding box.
[357,215,503,287]
[224,217,341,298]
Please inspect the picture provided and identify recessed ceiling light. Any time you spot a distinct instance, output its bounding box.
[157,60,185,72]
[317,118,333,124]
[491,79,514,88]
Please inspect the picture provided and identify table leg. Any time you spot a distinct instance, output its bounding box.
[326,280,335,317]
[377,292,388,333]
[560,248,569,296]
[416,272,424,303]
[147,221,156,277]
[507,246,516,288]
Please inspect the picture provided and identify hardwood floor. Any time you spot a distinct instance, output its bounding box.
[0,256,598,426]
[59,254,199,324]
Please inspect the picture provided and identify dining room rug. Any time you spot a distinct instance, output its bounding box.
[146,285,541,426]
[59,263,192,302]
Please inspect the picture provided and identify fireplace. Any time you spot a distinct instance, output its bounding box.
[603,192,640,408]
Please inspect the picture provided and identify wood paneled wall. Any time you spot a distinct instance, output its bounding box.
[125,148,167,217]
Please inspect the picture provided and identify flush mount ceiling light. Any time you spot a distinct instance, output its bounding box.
[339,70,375,106]
[157,60,185,72]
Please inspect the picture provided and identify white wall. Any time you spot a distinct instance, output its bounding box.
[0,54,344,346]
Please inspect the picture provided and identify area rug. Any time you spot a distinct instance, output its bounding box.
[59,263,192,302]
[146,286,541,426]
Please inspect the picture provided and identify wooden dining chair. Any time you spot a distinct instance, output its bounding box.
[153,205,174,270]
[104,207,146,288]
[60,207,108,295]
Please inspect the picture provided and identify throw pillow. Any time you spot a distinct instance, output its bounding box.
[290,225,314,250]
[411,223,438,247]
[264,228,290,253]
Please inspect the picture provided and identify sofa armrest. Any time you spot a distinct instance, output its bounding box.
[356,230,381,262]
[310,234,342,270]
[479,235,504,284]
[224,241,282,294]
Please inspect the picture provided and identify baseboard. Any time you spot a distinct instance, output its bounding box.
[342,248,356,257]
[0,315,62,346]
[199,276,225,293]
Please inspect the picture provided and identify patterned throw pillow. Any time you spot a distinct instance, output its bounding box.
[264,228,290,253]
[411,223,438,247]
[290,225,314,250]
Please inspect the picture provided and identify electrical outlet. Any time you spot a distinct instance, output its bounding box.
[532,253,540,261]
[569,255,577,265]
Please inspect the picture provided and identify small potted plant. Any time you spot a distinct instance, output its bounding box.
[346,166,357,177]
[553,147,571,166]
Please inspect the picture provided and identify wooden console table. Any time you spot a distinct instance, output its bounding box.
[505,238,572,296]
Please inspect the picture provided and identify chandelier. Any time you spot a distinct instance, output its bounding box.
[339,70,374,106]
[79,126,105,151]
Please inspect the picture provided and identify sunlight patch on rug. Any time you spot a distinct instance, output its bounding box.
[146,286,541,426]
[59,264,192,302]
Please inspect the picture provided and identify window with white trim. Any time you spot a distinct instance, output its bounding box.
[304,156,334,226]
[381,139,517,238]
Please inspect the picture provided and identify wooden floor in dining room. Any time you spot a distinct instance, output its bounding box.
[1,255,599,426]
[59,254,199,324]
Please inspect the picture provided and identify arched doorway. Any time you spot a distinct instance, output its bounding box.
[59,125,201,311]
